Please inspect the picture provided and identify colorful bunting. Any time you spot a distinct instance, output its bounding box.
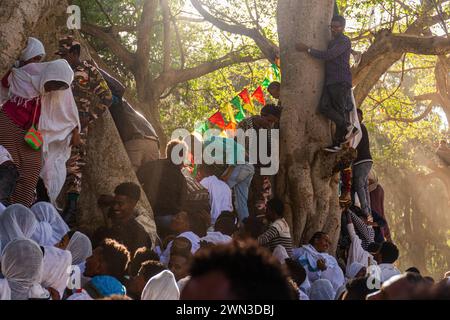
[252,86,266,105]
[261,78,271,89]
[194,121,209,134]
[243,102,258,115]
[235,110,246,122]
[231,96,243,110]
[239,88,252,105]
[208,111,226,129]
[271,63,281,81]
[223,103,236,124]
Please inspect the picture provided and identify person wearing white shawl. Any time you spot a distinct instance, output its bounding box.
[1,238,45,300]
[200,231,232,245]
[292,232,345,292]
[273,245,290,265]
[0,37,46,105]
[0,59,79,207]
[31,202,69,246]
[141,270,180,300]
[0,279,11,300]
[41,246,72,298]
[0,204,38,254]
[66,231,93,266]
[309,279,335,300]
[20,37,46,65]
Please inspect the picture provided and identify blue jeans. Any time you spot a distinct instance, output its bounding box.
[226,164,255,222]
[352,161,372,216]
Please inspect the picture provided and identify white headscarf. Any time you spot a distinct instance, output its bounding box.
[1,238,44,300]
[31,202,69,246]
[0,279,11,300]
[41,246,72,298]
[141,270,180,300]
[37,60,80,205]
[20,37,45,62]
[309,279,335,300]
[0,204,38,254]
[346,262,365,279]
[7,60,80,205]
[66,231,93,265]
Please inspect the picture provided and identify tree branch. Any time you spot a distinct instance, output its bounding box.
[157,51,262,93]
[136,0,158,69]
[160,0,172,73]
[384,101,434,123]
[190,0,278,62]
[81,22,135,70]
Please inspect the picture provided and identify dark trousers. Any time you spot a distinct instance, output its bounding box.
[318,83,353,144]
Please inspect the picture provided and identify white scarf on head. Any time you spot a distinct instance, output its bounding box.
[141,270,180,300]
[20,37,45,63]
[41,246,72,298]
[31,202,69,246]
[7,60,80,205]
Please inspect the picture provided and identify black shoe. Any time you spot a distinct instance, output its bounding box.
[324,144,342,153]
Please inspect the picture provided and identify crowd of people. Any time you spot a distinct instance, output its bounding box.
[0,15,449,301]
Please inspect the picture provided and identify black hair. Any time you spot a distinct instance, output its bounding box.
[357,108,363,115]
[267,198,284,217]
[367,242,382,254]
[344,276,378,300]
[69,44,81,56]
[261,104,281,119]
[405,267,421,275]
[114,182,141,202]
[127,246,160,276]
[139,260,167,282]
[189,240,296,300]
[268,82,280,91]
[242,216,266,238]
[99,238,131,279]
[166,139,187,162]
[188,210,210,238]
[332,15,346,27]
[285,258,306,287]
[215,211,238,236]
[308,231,328,245]
[379,241,399,264]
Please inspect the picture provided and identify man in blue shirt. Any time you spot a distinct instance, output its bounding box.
[296,15,356,152]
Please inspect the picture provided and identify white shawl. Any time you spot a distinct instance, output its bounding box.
[41,246,72,297]
[141,270,180,300]
[7,60,79,205]
[66,231,93,265]
[293,244,345,291]
[31,202,69,246]
[0,279,11,300]
[20,37,45,62]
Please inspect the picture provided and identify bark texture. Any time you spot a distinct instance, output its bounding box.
[277,0,341,251]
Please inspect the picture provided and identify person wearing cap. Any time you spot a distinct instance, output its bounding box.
[55,35,112,225]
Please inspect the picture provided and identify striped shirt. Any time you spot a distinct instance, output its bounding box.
[258,218,293,256]
[350,211,374,250]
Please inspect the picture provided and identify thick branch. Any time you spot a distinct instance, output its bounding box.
[190,0,278,62]
[155,52,262,94]
[161,0,172,72]
[81,22,135,69]
[384,101,434,123]
[136,0,158,68]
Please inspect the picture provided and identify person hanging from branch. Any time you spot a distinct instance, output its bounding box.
[296,15,359,153]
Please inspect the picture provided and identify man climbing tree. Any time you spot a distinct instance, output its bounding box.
[296,15,356,153]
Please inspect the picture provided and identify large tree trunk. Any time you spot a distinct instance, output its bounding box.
[0,0,157,244]
[277,0,341,251]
